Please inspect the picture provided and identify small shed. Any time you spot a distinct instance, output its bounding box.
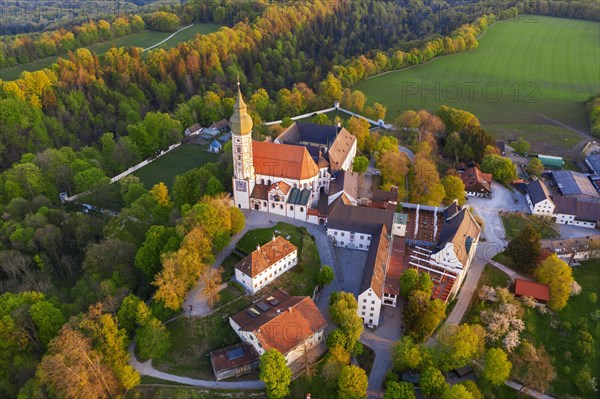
[514,278,550,304]
[208,140,222,153]
[210,343,260,381]
[185,123,202,136]
[537,154,564,169]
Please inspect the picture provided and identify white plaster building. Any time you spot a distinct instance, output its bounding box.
[526,180,555,216]
[234,236,298,294]
[229,290,327,365]
[230,85,357,221]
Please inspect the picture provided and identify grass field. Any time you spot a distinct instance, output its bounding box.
[0,23,221,81]
[354,16,600,155]
[235,222,304,255]
[133,144,220,189]
[522,259,600,397]
[500,212,558,240]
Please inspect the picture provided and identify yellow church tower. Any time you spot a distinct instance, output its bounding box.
[231,80,254,209]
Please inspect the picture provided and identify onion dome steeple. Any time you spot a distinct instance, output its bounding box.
[229,78,253,136]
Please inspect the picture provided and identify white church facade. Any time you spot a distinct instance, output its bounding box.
[230,83,357,222]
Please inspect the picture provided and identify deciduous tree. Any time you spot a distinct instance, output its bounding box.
[259,349,291,399]
[353,156,369,173]
[384,381,415,399]
[481,348,512,386]
[435,324,485,372]
[318,265,335,287]
[505,224,541,274]
[535,254,574,310]
[441,175,466,205]
[420,367,449,398]
[338,365,368,399]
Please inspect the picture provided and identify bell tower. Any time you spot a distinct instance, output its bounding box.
[231,80,254,209]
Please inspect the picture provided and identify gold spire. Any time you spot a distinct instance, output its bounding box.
[230,79,253,136]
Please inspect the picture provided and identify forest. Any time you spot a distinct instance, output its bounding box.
[0,0,598,397]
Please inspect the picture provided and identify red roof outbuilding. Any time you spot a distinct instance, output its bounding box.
[514,278,550,303]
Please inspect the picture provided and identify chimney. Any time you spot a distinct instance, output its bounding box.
[306,394,312,399]
[272,234,276,242]
[276,309,281,314]
[256,244,261,252]
[288,306,292,314]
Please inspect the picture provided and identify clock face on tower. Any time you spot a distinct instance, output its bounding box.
[235,180,247,192]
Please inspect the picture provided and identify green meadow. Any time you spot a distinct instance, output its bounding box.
[354,16,600,153]
[0,23,221,81]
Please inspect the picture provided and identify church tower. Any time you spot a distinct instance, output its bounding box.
[231,81,254,209]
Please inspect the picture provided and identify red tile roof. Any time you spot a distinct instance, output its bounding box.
[234,236,297,278]
[514,278,550,302]
[253,141,319,180]
[231,291,327,355]
[461,166,492,193]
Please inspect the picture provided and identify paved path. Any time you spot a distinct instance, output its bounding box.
[128,343,264,389]
[361,331,396,399]
[505,381,556,399]
[143,24,194,52]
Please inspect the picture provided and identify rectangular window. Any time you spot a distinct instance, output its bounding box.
[371,300,375,304]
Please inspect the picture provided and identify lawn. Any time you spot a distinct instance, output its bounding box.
[153,295,254,379]
[235,222,304,255]
[354,16,600,155]
[233,222,321,296]
[463,264,511,323]
[133,144,220,188]
[0,23,221,81]
[521,259,600,397]
[500,213,558,240]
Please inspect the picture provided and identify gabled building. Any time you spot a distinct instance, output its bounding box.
[326,198,395,251]
[185,123,202,136]
[405,204,481,301]
[541,236,600,265]
[229,290,327,365]
[357,225,391,327]
[210,343,260,381]
[585,153,600,175]
[552,170,600,201]
[526,180,555,216]
[230,86,351,219]
[234,236,298,293]
[328,170,360,206]
[460,166,492,197]
[275,121,358,174]
[513,279,549,305]
[552,196,600,229]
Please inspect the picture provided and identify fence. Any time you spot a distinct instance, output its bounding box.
[64,142,182,202]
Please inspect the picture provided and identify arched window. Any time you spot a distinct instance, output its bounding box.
[271,203,275,208]
[290,206,293,211]
[300,207,304,212]
[268,180,272,186]
[263,201,267,207]
[280,204,283,210]
[260,179,265,185]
